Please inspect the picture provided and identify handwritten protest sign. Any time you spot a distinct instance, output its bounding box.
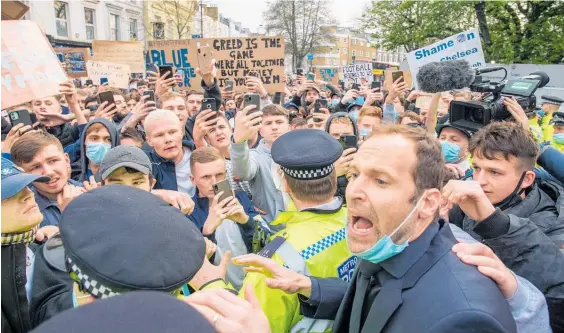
[55,48,90,78]
[92,40,144,73]
[319,67,339,86]
[384,70,413,91]
[415,93,433,109]
[1,21,67,109]
[86,61,130,89]
[407,28,485,89]
[342,63,373,85]
[148,36,285,92]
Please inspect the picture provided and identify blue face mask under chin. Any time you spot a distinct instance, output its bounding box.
[554,133,564,145]
[86,142,111,165]
[347,195,424,264]
[441,140,461,163]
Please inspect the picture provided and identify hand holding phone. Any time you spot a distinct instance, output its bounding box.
[8,110,36,128]
[97,91,116,111]
[392,71,404,83]
[339,135,358,150]
[243,93,261,113]
[159,66,174,79]
[213,179,234,204]
[143,90,155,103]
[197,44,214,75]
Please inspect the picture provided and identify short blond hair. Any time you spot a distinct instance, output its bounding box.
[358,106,382,122]
[190,147,223,171]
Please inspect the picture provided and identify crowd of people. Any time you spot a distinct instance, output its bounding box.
[2,53,564,333]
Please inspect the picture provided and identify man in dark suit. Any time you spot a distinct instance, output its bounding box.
[236,125,517,333]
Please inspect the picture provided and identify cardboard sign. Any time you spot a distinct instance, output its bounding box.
[92,40,144,73]
[342,63,373,85]
[319,67,339,86]
[384,70,413,91]
[86,61,130,89]
[415,93,433,109]
[148,36,286,92]
[407,28,486,89]
[55,48,91,78]
[1,21,67,109]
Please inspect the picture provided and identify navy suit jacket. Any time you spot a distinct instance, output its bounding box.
[302,221,517,333]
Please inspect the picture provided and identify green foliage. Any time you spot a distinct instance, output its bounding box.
[363,0,564,64]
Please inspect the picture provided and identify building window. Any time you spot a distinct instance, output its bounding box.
[352,39,356,45]
[360,41,364,46]
[373,52,376,58]
[110,14,120,40]
[167,19,173,39]
[326,58,331,65]
[343,48,347,54]
[54,1,69,37]
[153,22,165,39]
[352,50,356,56]
[330,47,333,53]
[342,59,346,66]
[343,37,347,43]
[129,19,138,40]
[359,50,363,56]
[84,8,95,40]
[333,59,338,66]
[337,48,340,53]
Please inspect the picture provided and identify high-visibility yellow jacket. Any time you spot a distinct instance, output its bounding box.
[202,206,356,333]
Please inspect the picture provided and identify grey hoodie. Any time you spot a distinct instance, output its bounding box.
[76,118,120,182]
[230,138,285,231]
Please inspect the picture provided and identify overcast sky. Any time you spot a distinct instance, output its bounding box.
[211,0,372,33]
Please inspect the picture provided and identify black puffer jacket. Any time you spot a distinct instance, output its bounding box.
[44,123,79,148]
[325,112,359,205]
[1,244,32,333]
[449,180,564,332]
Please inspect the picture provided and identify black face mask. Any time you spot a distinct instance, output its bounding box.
[113,113,126,123]
[494,172,528,211]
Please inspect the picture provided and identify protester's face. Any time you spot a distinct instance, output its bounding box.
[260,115,289,144]
[113,95,128,116]
[438,127,468,160]
[306,118,324,130]
[190,159,227,199]
[472,152,526,205]
[85,127,111,146]
[225,100,236,110]
[346,135,421,253]
[137,85,148,94]
[77,94,87,111]
[104,168,153,191]
[206,117,232,150]
[120,137,143,149]
[358,116,380,131]
[305,90,319,103]
[145,117,184,161]
[32,97,61,115]
[162,97,189,124]
[419,109,428,123]
[329,122,354,140]
[186,94,204,116]
[19,145,71,195]
[126,99,137,111]
[1,187,43,234]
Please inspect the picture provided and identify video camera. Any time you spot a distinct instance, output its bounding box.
[449,67,550,133]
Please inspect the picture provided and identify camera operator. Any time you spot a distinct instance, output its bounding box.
[444,121,564,331]
[436,118,473,179]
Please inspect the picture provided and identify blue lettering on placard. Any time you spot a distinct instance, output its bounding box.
[149,47,197,88]
[415,40,455,60]
[439,47,479,61]
[320,68,337,82]
[337,256,358,282]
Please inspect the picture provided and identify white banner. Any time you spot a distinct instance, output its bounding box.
[341,63,373,85]
[407,28,485,88]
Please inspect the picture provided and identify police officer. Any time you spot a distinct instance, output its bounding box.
[29,185,206,326]
[190,129,356,333]
[539,95,564,142]
[549,112,564,152]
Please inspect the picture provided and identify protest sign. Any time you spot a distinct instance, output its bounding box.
[86,61,130,89]
[148,36,286,92]
[1,20,67,109]
[407,28,485,88]
[55,48,90,78]
[92,40,144,73]
[319,67,339,86]
[383,70,413,91]
[415,93,433,109]
[342,63,373,85]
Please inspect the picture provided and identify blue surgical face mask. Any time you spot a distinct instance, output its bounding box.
[554,133,564,145]
[441,140,461,163]
[331,99,340,107]
[348,194,424,264]
[349,109,360,123]
[86,142,111,165]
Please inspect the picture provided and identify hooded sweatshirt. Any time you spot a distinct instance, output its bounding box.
[325,112,359,205]
[71,118,120,182]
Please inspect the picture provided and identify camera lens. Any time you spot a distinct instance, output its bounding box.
[206,104,211,109]
[10,113,18,120]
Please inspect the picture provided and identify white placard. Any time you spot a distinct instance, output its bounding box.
[407,28,486,88]
[341,63,373,85]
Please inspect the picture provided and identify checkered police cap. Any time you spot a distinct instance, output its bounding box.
[281,164,335,180]
[67,257,120,299]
